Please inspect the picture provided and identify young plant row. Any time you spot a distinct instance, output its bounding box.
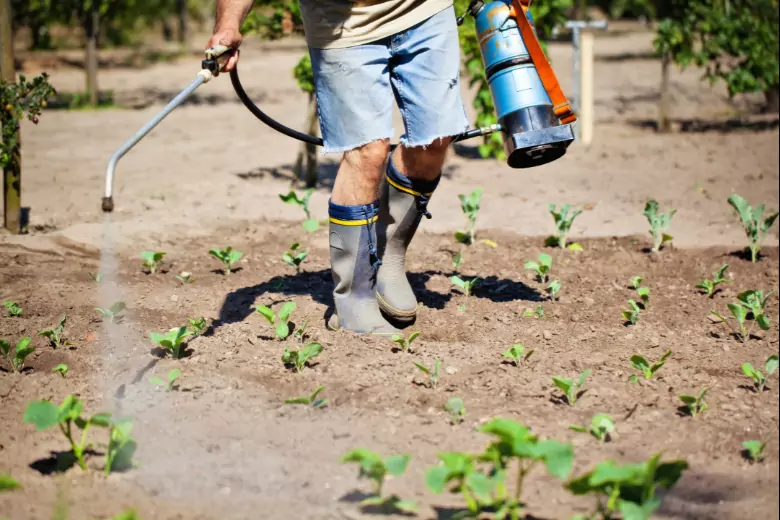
[1,314,73,374]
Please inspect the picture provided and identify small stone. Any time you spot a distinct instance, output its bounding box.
[625,334,634,340]
[570,315,579,323]
[543,330,553,341]
[722,344,730,352]
[648,337,660,348]
[446,366,458,375]
[583,297,595,307]
[170,295,179,302]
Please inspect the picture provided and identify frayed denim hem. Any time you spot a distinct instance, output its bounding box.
[319,136,393,155]
[399,124,472,150]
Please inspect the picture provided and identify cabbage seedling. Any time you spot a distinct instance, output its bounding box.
[341,449,417,513]
[88,272,102,283]
[444,397,466,425]
[280,189,319,232]
[283,242,308,273]
[414,360,440,389]
[679,387,709,417]
[524,305,545,319]
[643,200,676,252]
[293,320,309,343]
[451,276,478,297]
[176,271,194,284]
[502,344,535,367]
[547,280,561,301]
[188,316,207,336]
[569,414,615,442]
[628,350,672,382]
[53,364,68,378]
[95,301,126,323]
[23,395,111,471]
[149,326,192,359]
[525,253,552,283]
[282,342,323,373]
[636,286,650,309]
[392,331,420,353]
[149,369,181,391]
[622,300,641,326]
[451,252,464,268]
[0,337,34,373]
[741,354,778,392]
[285,385,328,408]
[3,301,22,317]
[38,315,69,349]
[0,474,20,491]
[105,418,137,475]
[696,264,730,298]
[727,193,779,263]
[547,203,583,249]
[209,246,243,275]
[255,301,297,339]
[742,440,768,463]
[552,369,591,405]
[455,188,483,246]
[629,276,644,290]
[712,289,774,343]
[140,251,166,274]
[566,453,688,520]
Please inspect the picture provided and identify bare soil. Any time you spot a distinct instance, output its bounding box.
[1,24,779,520]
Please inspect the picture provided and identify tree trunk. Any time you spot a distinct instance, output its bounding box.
[177,0,188,44]
[764,87,779,113]
[658,52,671,132]
[85,6,99,107]
[294,93,319,188]
[162,20,173,42]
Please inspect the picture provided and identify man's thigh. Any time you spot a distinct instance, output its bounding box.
[390,6,470,148]
[309,42,394,154]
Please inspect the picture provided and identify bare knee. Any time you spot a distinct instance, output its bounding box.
[342,139,390,183]
[398,138,451,179]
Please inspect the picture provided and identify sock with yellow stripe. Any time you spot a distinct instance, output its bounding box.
[376,157,441,323]
[327,200,399,336]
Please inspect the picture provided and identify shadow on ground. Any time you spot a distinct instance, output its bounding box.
[630,117,779,133]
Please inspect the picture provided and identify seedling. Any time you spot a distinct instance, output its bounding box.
[23,395,111,471]
[282,342,323,373]
[284,385,328,408]
[524,305,545,319]
[502,344,535,367]
[209,246,243,275]
[552,369,591,405]
[643,200,676,252]
[95,301,126,323]
[88,272,102,283]
[742,440,768,463]
[341,449,417,513]
[628,350,672,382]
[0,337,34,373]
[546,203,583,249]
[452,252,464,268]
[444,397,466,425]
[3,301,22,317]
[696,264,731,298]
[455,188,483,246]
[149,326,192,359]
[622,300,641,326]
[414,360,440,389]
[525,253,552,283]
[255,302,297,339]
[112,510,140,520]
[636,286,650,309]
[176,271,195,284]
[566,453,688,520]
[280,189,319,232]
[293,320,309,343]
[188,316,207,336]
[570,414,615,443]
[140,251,166,274]
[547,280,562,301]
[712,289,774,343]
[38,315,69,349]
[629,276,644,290]
[52,364,69,378]
[727,193,779,263]
[451,276,479,297]
[741,355,779,392]
[679,387,709,417]
[105,418,137,475]
[149,369,181,391]
[391,331,420,353]
[283,242,308,273]
[0,474,20,491]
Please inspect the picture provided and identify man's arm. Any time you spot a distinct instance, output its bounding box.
[206,0,256,72]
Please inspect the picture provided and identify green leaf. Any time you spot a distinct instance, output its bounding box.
[568,242,584,252]
[569,425,587,433]
[302,219,319,233]
[628,374,639,383]
[756,314,771,331]
[284,397,311,405]
[679,394,696,405]
[654,460,689,488]
[728,193,753,228]
[741,363,758,379]
[255,305,275,325]
[465,471,494,503]
[89,413,113,428]
[279,191,303,205]
[384,454,411,477]
[450,276,466,289]
[23,401,61,431]
[414,361,430,375]
[0,474,21,491]
[552,376,572,395]
[300,342,323,364]
[534,440,574,479]
[424,466,450,494]
[728,303,747,324]
[619,498,661,520]
[765,355,779,375]
[0,339,10,357]
[278,302,296,323]
[149,377,165,387]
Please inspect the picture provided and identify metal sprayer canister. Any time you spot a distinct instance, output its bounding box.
[475,0,575,168]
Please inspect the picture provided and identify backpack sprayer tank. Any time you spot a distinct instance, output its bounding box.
[471,0,576,167]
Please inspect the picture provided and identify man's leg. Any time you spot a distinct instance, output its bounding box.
[376,6,470,323]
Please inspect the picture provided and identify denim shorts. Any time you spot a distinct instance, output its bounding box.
[308,6,471,154]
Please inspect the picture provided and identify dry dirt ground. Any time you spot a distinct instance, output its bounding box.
[1,24,779,520]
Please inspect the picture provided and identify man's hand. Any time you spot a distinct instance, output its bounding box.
[206,27,242,72]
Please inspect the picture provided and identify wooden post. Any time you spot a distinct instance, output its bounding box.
[579,29,594,146]
[85,5,99,106]
[177,0,188,44]
[1,0,21,234]
[658,52,671,132]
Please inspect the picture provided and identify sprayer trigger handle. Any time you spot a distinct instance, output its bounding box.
[205,45,231,59]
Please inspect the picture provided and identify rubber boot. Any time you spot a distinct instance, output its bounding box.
[327,200,399,336]
[376,155,441,323]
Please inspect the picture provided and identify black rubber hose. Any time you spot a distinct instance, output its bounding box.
[228,64,483,147]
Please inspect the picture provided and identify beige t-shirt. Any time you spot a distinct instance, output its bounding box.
[299,0,454,49]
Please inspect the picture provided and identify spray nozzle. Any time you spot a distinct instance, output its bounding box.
[457,0,484,25]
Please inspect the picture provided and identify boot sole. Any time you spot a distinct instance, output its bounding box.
[327,314,398,336]
[376,291,418,323]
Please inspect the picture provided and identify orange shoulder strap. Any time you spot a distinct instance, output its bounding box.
[511,0,577,125]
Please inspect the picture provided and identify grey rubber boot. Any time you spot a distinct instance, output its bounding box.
[376,157,440,323]
[327,201,399,336]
